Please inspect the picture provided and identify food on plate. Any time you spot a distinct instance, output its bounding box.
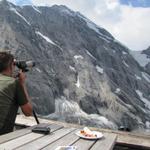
[76,127,103,139]
[80,127,97,138]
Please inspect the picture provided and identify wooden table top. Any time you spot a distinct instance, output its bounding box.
[0,123,117,150]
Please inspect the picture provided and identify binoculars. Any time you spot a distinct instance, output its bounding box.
[14,60,36,72]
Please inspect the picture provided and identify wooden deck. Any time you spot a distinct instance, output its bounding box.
[0,122,117,150]
[0,115,150,150]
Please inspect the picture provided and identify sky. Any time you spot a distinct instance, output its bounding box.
[6,0,150,51]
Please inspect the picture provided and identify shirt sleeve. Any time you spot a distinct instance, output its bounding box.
[15,80,28,106]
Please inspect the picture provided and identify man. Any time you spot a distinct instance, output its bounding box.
[0,52,32,135]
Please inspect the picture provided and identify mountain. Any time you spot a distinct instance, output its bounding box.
[143,46,150,56]
[142,47,150,75]
[131,50,150,67]
[131,47,150,75]
[131,46,150,67]
[0,0,150,131]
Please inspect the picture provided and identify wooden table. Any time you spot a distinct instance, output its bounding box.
[0,123,117,150]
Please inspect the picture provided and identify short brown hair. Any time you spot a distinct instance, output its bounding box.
[0,52,14,72]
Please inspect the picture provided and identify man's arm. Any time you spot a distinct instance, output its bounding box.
[18,70,33,116]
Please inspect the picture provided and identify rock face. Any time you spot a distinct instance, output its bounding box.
[143,47,150,56]
[0,0,150,131]
[131,47,150,75]
[143,47,150,75]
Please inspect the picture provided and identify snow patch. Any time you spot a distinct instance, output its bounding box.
[136,90,150,110]
[115,88,121,94]
[99,36,110,43]
[35,68,42,73]
[96,65,104,74]
[36,31,57,46]
[74,55,84,60]
[103,46,108,50]
[69,66,76,72]
[36,31,63,51]
[75,75,80,88]
[122,60,129,68]
[142,72,150,83]
[32,5,42,14]
[99,33,113,41]
[125,104,134,110]
[10,8,31,25]
[135,74,142,80]
[122,51,128,55]
[145,121,150,129]
[85,50,96,60]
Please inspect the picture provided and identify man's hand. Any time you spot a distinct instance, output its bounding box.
[18,70,26,85]
[21,102,33,116]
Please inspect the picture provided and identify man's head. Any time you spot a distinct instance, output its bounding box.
[0,52,15,76]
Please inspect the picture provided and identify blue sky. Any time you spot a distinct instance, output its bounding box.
[6,0,150,51]
[13,0,150,8]
[120,0,150,7]
[15,0,32,5]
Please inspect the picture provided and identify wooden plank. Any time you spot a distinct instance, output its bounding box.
[0,132,42,150]
[0,123,55,144]
[42,129,79,150]
[0,123,56,144]
[0,126,35,144]
[0,124,63,150]
[117,134,150,149]
[15,128,76,150]
[71,137,96,150]
[90,133,117,150]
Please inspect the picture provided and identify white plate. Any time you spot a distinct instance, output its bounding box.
[75,131,103,140]
[55,146,77,150]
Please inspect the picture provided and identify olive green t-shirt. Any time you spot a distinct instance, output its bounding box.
[0,74,28,134]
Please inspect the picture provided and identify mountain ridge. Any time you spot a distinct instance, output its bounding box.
[0,0,150,131]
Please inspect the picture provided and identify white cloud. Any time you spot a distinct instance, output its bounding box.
[112,6,150,51]
[7,0,150,51]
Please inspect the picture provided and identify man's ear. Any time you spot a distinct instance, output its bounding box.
[9,62,15,74]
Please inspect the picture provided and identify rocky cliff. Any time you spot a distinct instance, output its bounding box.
[0,0,150,131]
[131,46,150,75]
